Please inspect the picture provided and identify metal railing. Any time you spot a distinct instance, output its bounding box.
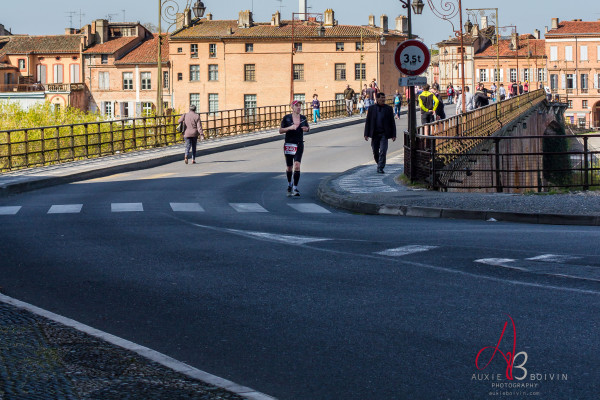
[0,98,373,172]
[0,84,45,93]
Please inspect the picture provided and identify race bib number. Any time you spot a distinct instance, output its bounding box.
[284,143,298,155]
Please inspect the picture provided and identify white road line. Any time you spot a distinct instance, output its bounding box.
[0,206,22,215]
[287,203,331,213]
[229,203,268,213]
[226,229,330,245]
[0,294,275,400]
[526,254,582,263]
[47,204,83,214]
[170,203,205,212]
[474,258,529,271]
[376,245,438,257]
[111,203,144,212]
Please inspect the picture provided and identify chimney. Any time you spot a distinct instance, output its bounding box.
[551,18,559,29]
[545,26,549,34]
[238,10,253,28]
[206,13,213,21]
[396,16,408,34]
[324,9,335,27]
[481,16,488,30]
[368,15,375,27]
[380,15,388,33]
[299,0,307,21]
[511,32,518,50]
[176,13,184,30]
[271,11,281,27]
[184,8,192,27]
[95,19,109,44]
[472,23,479,38]
[533,29,540,39]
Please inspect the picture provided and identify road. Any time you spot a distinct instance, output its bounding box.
[1,111,599,399]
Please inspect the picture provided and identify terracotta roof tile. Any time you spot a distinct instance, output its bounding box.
[476,38,545,58]
[114,34,169,64]
[0,35,82,54]
[546,21,600,36]
[0,63,17,70]
[83,36,138,54]
[172,20,404,39]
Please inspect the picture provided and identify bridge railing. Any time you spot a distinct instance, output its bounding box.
[0,97,385,172]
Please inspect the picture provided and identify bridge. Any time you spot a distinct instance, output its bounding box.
[404,89,600,193]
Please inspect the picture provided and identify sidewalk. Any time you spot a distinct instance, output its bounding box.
[318,154,600,226]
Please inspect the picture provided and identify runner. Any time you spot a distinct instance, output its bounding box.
[279,100,310,197]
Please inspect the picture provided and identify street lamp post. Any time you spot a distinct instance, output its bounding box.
[157,0,205,117]
[466,8,500,99]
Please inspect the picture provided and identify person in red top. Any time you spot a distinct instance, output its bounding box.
[177,105,204,164]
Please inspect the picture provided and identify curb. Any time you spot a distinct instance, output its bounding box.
[0,116,365,197]
[317,169,600,226]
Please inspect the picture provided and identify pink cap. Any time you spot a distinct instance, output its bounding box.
[291,100,302,106]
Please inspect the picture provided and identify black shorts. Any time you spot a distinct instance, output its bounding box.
[284,142,304,166]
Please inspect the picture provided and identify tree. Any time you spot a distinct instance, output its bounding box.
[143,22,159,33]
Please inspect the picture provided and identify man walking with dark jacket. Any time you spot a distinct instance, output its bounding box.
[177,105,204,164]
[364,92,396,174]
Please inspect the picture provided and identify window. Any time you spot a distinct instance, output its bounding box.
[163,71,169,89]
[355,63,366,80]
[537,68,546,83]
[583,100,588,109]
[70,64,80,83]
[36,65,47,84]
[122,102,130,118]
[550,74,558,90]
[209,43,216,58]
[581,74,588,90]
[208,93,219,115]
[550,46,558,61]
[293,94,305,103]
[123,72,133,90]
[510,68,517,82]
[208,64,218,81]
[191,44,198,58]
[356,42,364,51]
[190,93,200,110]
[244,64,255,81]
[294,42,302,52]
[244,94,257,116]
[245,43,253,52]
[479,69,488,82]
[565,46,573,61]
[293,64,304,81]
[190,65,200,81]
[580,46,588,61]
[335,63,346,80]
[578,117,586,128]
[98,71,109,89]
[177,72,183,81]
[101,54,108,64]
[54,65,64,83]
[142,102,153,117]
[104,102,113,118]
[141,72,152,90]
[177,47,183,53]
[336,42,345,51]
[492,69,500,82]
[567,100,573,109]
[18,59,25,69]
[524,68,530,82]
[566,74,574,89]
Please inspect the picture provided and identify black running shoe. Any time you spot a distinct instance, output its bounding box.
[292,188,300,197]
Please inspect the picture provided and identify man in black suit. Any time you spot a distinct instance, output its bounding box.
[364,92,397,174]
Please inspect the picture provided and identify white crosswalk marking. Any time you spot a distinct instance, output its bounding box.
[287,203,331,213]
[111,203,143,212]
[0,206,21,215]
[48,204,83,214]
[229,203,268,213]
[474,258,528,271]
[377,245,438,257]
[170,203,205,212]
[526,254,582,263]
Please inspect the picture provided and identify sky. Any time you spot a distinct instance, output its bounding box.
[2,0,598,47]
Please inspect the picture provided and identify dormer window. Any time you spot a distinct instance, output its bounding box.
[101,55,108,64]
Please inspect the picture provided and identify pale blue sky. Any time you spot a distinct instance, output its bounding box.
[2,0,597,47]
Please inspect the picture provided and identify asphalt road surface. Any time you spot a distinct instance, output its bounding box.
[1,114,599,399]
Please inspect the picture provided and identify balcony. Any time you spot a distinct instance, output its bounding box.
[0,83,45,92]
[46,83,85,92]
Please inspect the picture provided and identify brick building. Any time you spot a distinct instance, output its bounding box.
[168,8,409,112]
[545,18,600,128]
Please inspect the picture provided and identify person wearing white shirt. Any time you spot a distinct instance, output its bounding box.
[455,86,474,114]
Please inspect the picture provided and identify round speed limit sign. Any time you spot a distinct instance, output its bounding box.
[394,39,430,76]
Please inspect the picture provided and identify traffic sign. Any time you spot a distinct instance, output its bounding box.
[398,76,427,87]
[394,39,431,76]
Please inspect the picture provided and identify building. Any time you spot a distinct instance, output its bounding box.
[0,23,12,36]
[82,20,169,118]
[545,18,600,128]
[168,8,409,113]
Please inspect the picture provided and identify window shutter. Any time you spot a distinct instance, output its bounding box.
[500,69,504,82]
[100,101,106,116]
[581,46,588,61]
[594,74,598,89]
[573,74,577,89]
[136,102,142,118]
[487,69,490,82]
[119,102,125,118]
[561,74,566,89]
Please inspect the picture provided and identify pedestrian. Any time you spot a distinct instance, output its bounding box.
[511,81,518,97]
[279,100,310,197]
[524,80,529,93]
[358,96,366,117]
[490,82,497,102]
[177,104,204,164]
[365,84,375,108]
[311,94,320,124]
[344,84,356,116]
[361,84,368,100]
[393,90,402,119]
[418,84,439,124]
[364,92,396,174]
[544,86,552,101]
[499,83,506,101]
[455,86,474,114]
[518,81,524,95]
[474,85,490,109]
[432,88,446,120]
[446,84,455,104]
